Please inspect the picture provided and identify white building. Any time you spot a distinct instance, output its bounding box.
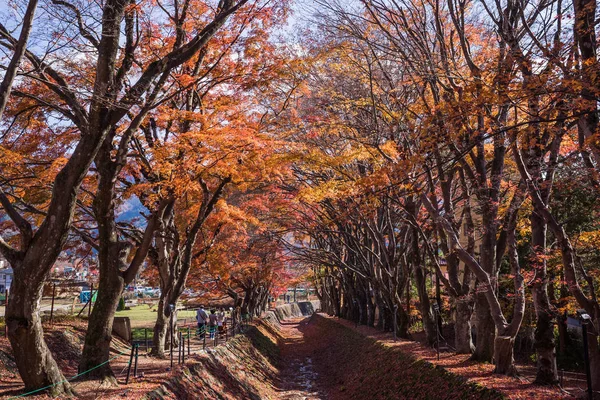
[0,260,13,294]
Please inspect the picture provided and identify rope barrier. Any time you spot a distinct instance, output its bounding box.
[10,316,236,398]
[8,349,128,399]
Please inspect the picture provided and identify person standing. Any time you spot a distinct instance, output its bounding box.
[209,309,218,339]
[217,308,225,334]
[196,305,208,337]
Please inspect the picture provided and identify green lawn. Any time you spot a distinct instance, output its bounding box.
[115,304,196,328]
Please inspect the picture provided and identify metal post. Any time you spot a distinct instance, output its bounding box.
[4,289,7,336]
[560,369,564,387]
[187,327,190,356]
[125,343,135,384]
[133,344,139,377]
[50,283,56,325]
[170,310,174,369]
[435,308,440,361]
[88,283,93,318]
[393,304,398,341]
[203,326,206,350]
[582,322,593,400]
[178,331,182,364]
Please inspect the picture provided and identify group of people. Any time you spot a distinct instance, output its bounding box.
[196,306,228,339]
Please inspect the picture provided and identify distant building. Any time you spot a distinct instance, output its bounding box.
[0,263,13,294]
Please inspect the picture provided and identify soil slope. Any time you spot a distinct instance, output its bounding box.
[146,314,505,400]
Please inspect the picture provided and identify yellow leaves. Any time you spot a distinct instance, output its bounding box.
[576,231,600,249]
[297,179,356,204]
[378,140,400,161]
[0,146,25,166]
[216,200,261,229]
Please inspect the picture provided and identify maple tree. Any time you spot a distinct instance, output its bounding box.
[0,0,259,391]
[284,0,600,386]
[73,0,269,377]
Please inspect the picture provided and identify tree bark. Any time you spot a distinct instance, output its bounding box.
[414,264,436,345]
[79,267,123,381]
[152,296,169,358]
[493,336,518,376]
[530,212,558,384]
[588,332,600,393]
[6,271,74,396]
[472,292,495,362]
[454,297,475,354]
[395,301,410,338]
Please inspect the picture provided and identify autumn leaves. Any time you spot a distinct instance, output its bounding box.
[0,0,295,394]
[287,0,600,392]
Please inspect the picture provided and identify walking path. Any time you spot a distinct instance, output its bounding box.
[278,318,323,399]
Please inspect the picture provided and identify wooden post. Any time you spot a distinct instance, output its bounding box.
[49,283,56,325]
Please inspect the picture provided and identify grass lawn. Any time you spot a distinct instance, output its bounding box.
[115,304,196,328]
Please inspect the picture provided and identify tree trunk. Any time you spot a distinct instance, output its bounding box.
[151,296,169,358]
[381,306,391,331]
[358,286,368,325]
[589,332,600,394]
[375,291,385,330]
[165,311,179,349]
[557,312,569,355]
[532,286,558,384]
[332,283,341,317]
[530,212,558,384]
[79,269,124,381]
[366,286,375,327]
[493,336,518,376]
[414,264,436,345]
[241,288,251,315]
[472,292,495,362]
[454,298,475,354]
[396,303,410,338]
[6,271,74,396]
